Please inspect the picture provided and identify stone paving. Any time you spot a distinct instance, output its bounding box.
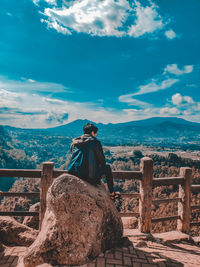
[0,230,200,267]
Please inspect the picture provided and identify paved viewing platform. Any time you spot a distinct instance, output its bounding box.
[1,230,200,267]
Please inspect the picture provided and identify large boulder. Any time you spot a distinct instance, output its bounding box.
[23,202,40,230]
[0,216,38,246]
[24,174,123,267]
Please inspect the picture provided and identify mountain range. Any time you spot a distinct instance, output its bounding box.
[2,117,200,146]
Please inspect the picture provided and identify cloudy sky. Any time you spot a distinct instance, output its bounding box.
[0,0,200,128]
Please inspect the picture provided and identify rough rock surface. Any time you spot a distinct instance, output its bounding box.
[23,202,40,230]
[0,216,38,246]
[24,174,123,267]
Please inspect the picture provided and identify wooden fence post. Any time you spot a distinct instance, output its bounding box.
[39,162,54,231]
[177,167,192,233]
[139,157,153,233]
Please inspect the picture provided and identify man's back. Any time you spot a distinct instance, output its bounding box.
[68,133,106,183]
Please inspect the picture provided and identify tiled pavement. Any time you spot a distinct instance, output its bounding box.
[0,230,200,267]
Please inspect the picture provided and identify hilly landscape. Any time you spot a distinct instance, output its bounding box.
[0,117,200,235]
[2,117,200,146]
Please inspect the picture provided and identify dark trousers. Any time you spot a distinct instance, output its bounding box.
[100,164,114,193]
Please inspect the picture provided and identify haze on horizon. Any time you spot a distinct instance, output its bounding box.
[0,0,200,128]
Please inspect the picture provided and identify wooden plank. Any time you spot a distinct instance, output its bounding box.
[0,168,142,180]
[191,185,200,193]
[139,157,153,233]
[53,170,68,178]
[191,205,200,210]
[0,169,41,178]
[0,211,39,216]
[113,171,142,180]
[53,170,143,180]
[153,177,184,187]
[190,222,200,226]
[152,198,181,205]
[120,213,139,217]
[0,192,40,197]
[120,193,140,198]
[152,215,180,223]
[177,168,192,233]
[40,162,54,230]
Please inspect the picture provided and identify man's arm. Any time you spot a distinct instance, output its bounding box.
[94,140,106,167]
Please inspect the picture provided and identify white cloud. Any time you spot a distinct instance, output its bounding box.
[119,77,178,101]
[0,76,68,93]
[0,89,21,108]
[165,29,176,39]
[172,93,194,106]
[33,0,170,38]
[134,78,178,96]
[42,0,130,37]
[128,1,164,37]
[160,107,180,115]
[33,0,57,6]
[27,79,36,83]
[118,95,151,107]
[164,64,193,76]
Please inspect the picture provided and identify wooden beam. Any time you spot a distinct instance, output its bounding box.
[153,177,184,187]
[0,169,41,178]
[53,170,68,178]
[177,168,192,233]
[0,192,40,197]
[191,185,200,193]
[0,211,39,216]
[53,170,143,180]
[152,198,181,205]
[152,215,180,223]
[139,157,153,233]
[39,162,54,231]
[113,171,142,180]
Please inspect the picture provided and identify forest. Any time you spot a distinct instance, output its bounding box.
[0,124,200,235]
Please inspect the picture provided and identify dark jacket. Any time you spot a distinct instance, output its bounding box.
[67,134,106,184]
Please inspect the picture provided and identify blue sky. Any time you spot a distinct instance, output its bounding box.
[0,0,200,128]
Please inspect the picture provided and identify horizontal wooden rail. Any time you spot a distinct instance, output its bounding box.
[191,205,200,210]
[53,170,143,180]
[0,211,39,216]
[0,192,40,197]
[152,198,181,205]
[120,193,140,198]
[152,215,180,223]
[120,212,139,217]
[0,168,142,181]
[0,169,41,178]
[113,171,142,180]
[0,192,139,199]
[153,177,184,187]
[53,170,68,178]
[190,222,200,226]
[191,185,200,193]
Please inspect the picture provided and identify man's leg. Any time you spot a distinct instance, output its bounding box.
[104,164,114,193]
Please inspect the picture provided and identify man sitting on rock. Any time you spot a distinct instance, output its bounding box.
[68,123,118,199]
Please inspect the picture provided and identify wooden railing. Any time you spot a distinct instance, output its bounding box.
[0,157,200,233]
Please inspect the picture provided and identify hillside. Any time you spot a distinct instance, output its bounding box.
[2,117,200,146]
